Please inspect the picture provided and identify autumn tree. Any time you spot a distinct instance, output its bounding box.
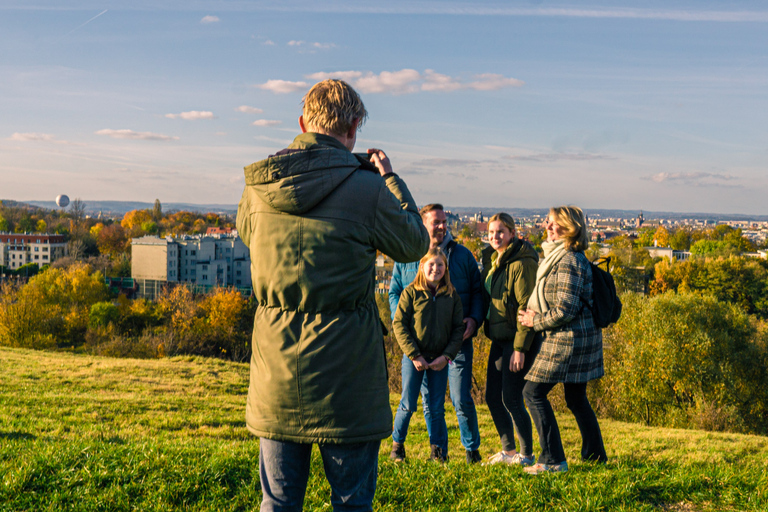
[599,292,768,434]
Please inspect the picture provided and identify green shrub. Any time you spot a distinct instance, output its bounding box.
[599,291,768,435]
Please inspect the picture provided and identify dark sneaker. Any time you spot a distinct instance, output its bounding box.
[430,445,448,463]
[466,449,482,464]
[390,442,406,462]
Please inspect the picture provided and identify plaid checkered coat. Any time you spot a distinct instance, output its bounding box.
[526,251,604,383]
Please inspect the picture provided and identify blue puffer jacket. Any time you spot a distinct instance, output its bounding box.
[388,239,484,342]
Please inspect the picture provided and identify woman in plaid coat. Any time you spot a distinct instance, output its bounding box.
[518,205,607,475]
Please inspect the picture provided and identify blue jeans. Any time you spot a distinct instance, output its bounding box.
[421,342,481,451]
[392,354,449,453]
[259,437,380,512]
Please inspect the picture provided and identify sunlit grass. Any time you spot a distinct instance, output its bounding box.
[1,347,766,511]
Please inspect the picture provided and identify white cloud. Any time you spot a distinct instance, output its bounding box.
[646,171,736,182]
[95,129,179,141]
[252,120,282,127]
[466,73,525,90]
[200,15,220,24]
[165,110,215,120]
[301,69,523,94]
[256,79,309,94]
[312,42,336,49]
[288,40,305,46]
[236,105,264,114]
[263,40,276,46]
[8,132,56,142]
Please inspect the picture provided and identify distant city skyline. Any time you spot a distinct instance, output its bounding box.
[1,1,767,215]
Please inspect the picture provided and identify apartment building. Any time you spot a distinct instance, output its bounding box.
[0,233,68,269]
[131,233,251,298]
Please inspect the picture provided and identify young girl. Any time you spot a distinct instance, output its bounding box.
[390,247,465,463]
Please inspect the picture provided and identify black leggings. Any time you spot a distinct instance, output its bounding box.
[485,340,533,456]
[523,380,607,464]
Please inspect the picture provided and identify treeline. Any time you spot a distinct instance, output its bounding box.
[0,262,254,362]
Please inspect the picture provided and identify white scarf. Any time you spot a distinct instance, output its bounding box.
[528,239,567,314]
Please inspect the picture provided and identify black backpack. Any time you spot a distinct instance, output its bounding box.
[584,256,622,328]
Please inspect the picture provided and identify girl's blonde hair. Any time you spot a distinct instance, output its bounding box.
[412,247,455,295]
[550,205,590,252]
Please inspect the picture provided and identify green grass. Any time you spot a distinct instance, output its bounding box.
[1,348,766,511]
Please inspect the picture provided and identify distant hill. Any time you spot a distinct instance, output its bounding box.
[445,206,768,222]
[19,200,238,216]
[9,200,768,222]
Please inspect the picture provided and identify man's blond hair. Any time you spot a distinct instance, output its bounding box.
[302,79,368,136]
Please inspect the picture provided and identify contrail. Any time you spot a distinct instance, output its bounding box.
[64,9,108,37]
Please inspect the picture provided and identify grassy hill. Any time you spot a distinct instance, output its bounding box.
[1,347,766,511]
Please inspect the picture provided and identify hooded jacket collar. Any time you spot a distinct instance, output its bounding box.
[243,132,376,215]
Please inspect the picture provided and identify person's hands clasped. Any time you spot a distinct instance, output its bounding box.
[367,148,393,176]
[428,356,448,372]
[412,355,429,371]
[518,309,536,328]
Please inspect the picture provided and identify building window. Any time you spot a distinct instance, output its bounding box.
[202,265,208,270]
[191,250,196,256]
[202,275,208,281]
[43,247,48,252]
[236,270,241,276]
[34,247,39,252]
[34,255,39,260]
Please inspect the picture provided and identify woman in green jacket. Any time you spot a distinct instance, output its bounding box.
[482,213,539,466]
[391,247,464,463]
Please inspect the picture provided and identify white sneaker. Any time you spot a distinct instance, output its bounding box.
[483,452,535,466]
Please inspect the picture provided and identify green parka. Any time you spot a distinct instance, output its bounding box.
[393,284,464,362]
[482,239,539,352]
[236,133,429,444]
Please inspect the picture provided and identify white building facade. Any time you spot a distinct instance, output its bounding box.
[131,233,251,298]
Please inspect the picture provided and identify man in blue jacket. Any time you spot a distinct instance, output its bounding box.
[388,203,485,463]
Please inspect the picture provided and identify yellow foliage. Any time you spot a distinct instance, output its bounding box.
[121,209,152,231]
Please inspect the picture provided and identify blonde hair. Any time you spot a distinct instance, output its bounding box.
[302,79,368,136]
[550,205,590,252]
[488,212,516,234]
[412,247,455,295]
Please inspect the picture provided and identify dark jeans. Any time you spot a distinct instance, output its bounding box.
[523,381,607,465]
[259,438,380,512]
[485,340,533,456]
[421,341,481,451]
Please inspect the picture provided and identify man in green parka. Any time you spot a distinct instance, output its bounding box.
[237,79,429,511]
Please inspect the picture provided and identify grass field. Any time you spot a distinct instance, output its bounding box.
[1,347,766,511]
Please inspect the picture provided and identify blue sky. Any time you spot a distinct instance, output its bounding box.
[1,1,767,214]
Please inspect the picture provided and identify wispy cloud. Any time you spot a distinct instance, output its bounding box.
[63,9,108,37]
[297,69,523,95]
[165,110,215,120]
[252,120,282,127]
[263,40,276,46]
[200,15,220,24]
[256,79,309,93]
[287,40,304,46]
[643,171,738,184]
[9,132,56,142]
[236,105,264,114]
[204,4,768,23]
[411,158,485,167]
[505,152,611,162]
[95,129,179,141]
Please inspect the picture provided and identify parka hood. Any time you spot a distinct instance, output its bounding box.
[243,132,377,215]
